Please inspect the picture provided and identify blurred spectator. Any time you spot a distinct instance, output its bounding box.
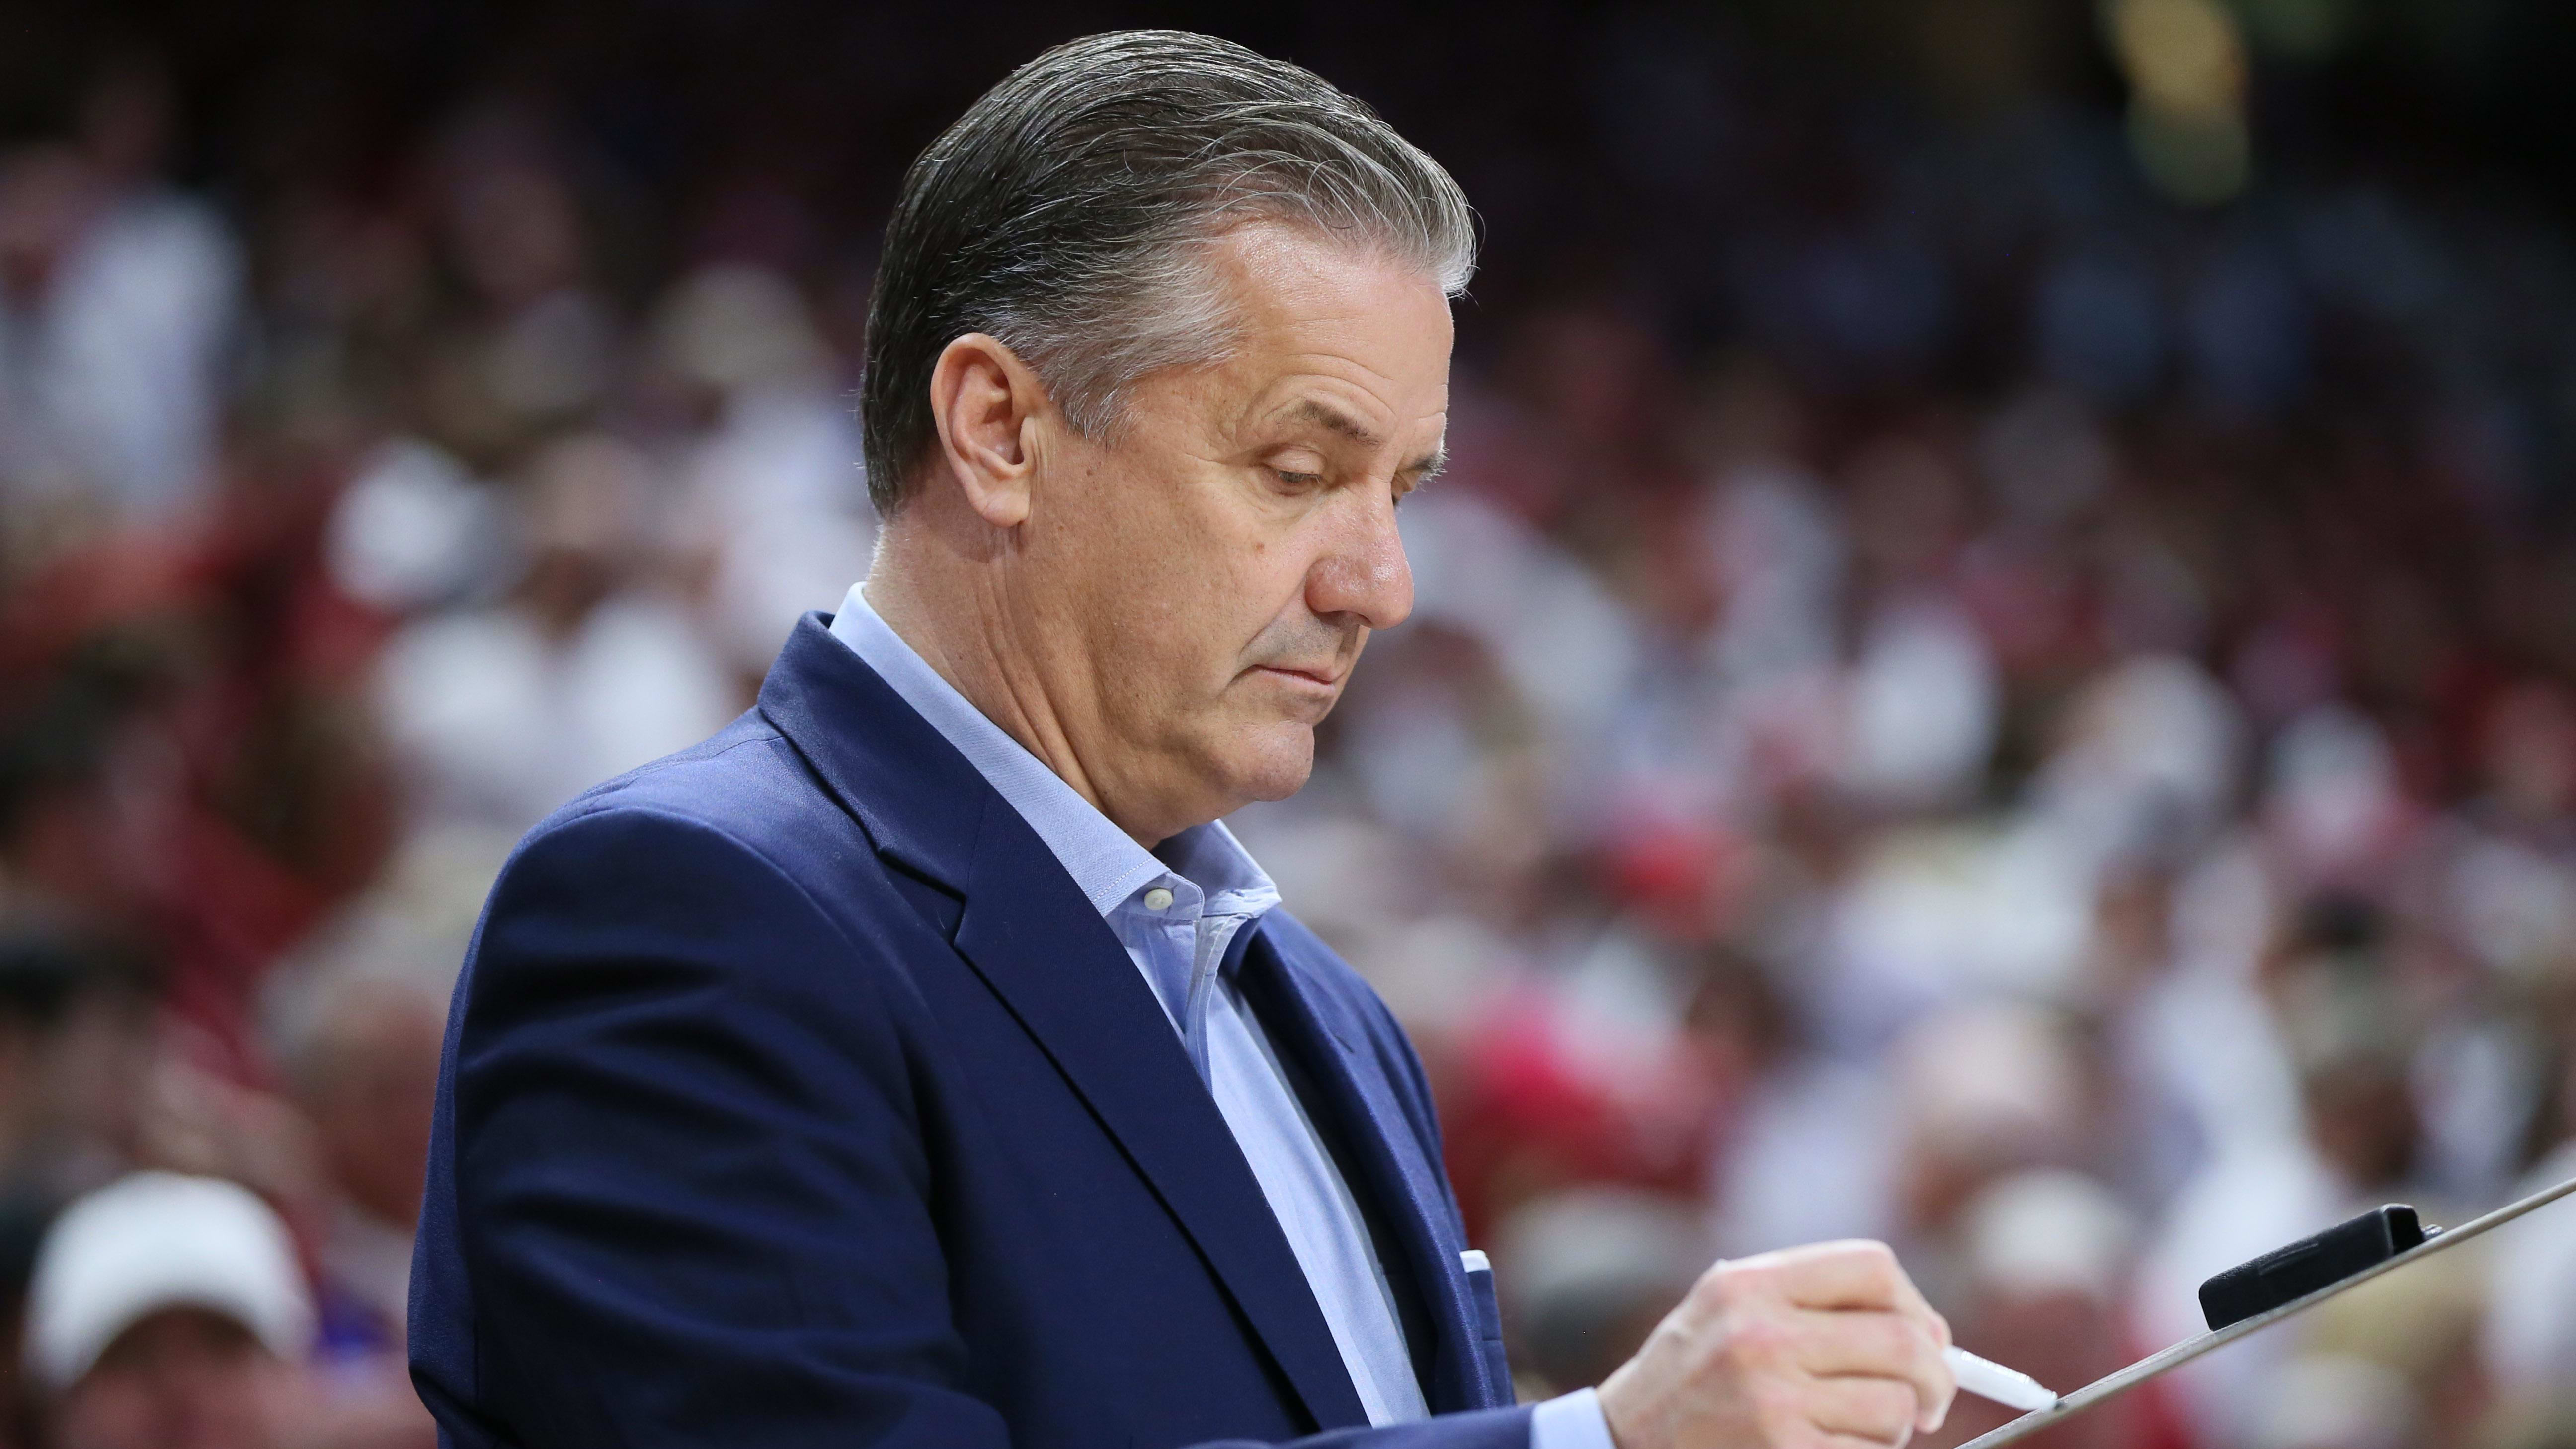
[286,993,442,1449]
[1694,943,1900,1260]
[2245,1356,2415,1449]
[22,1172,314,1449]
[1931,1169,2160,1449]
[2484,1069,2576,1420]
[1874,1004,2095,1314]
[650,264,875,682]
[372,432,739,832]
[413,112,614,464]
[0,61,242,541]
[271,947,443,1382]
[1492,1188,1706,1402]
[2296,1247,2489,1449]
[0,924,156,1203]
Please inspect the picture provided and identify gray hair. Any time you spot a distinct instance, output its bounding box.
[858,29,1476,514]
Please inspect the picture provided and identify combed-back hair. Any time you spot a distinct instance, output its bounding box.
[858,29,1476,513]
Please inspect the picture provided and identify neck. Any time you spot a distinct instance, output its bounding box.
[865,514,1169,847]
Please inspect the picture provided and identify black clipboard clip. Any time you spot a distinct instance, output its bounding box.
[2198,1203,2433,1330]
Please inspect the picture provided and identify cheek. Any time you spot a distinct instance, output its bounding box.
[1232,526,1336,637]
[1132,531,1292,665]
[1058,457,1312,694]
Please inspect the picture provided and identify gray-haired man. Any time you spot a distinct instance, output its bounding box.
[410,30,1955,1449]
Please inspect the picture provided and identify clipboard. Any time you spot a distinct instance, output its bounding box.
[1956,1170,2576,1449]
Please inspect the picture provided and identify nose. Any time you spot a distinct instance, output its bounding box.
[1306,486,1414,633]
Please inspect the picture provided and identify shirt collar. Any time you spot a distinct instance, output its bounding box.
[826,583,1279,924]
[1150,815,1279,920]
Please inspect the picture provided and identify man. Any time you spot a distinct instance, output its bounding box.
[23,1172,315,1449]
[410,31,1956,1449]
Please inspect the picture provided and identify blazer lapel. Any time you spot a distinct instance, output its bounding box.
[946,808,1369,1430]
[1237,926,1499,1414]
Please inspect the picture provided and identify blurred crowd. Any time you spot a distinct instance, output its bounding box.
[4,8,2576,1449]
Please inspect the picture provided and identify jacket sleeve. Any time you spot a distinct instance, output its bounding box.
[434,804,1010,1447]
[429,804,1537,1449]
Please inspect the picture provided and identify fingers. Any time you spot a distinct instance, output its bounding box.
[1705,1246,1951,1436]
[1785,1307,1953,1435]
[1789,1308,1929,1377]
[1885,1264,1950,1355]
[1752,1241,1949,1367]
[1804,1372,1924,1443]
[1740,1240,1908,1312]
[1614,1241,1957,1449]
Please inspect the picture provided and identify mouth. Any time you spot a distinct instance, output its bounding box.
[1251,663,1345,691]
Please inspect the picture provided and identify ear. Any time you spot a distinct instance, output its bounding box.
[927,333,1047,528]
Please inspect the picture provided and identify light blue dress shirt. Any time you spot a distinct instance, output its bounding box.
[828,584,1611,1448]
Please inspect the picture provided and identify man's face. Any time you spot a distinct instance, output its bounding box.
[1012,223,1452,841]
[50,1309,302,1449]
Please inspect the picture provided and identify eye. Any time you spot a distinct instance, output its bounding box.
[1271,468,1324,491]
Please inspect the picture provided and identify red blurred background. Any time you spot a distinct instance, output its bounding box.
[5,3,2576,1447]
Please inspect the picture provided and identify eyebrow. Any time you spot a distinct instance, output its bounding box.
[1286,398,1445,478]
[1289,398,1380,447]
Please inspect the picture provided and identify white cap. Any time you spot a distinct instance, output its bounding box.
[23,1172,317,1391]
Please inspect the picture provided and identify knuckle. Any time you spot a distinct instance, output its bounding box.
[1855,1241,1899,1283]
[1730,1258,1783,1295]
[1819,1238,1892,1268]
[1686,1279,1734,1323]
[1725,1310,1795,1366]
[1693,1259,1745,1301]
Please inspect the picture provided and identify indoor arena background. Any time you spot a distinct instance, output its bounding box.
[4,3,2576,1447]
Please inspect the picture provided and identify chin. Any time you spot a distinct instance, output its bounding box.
[1222,722,1318,805]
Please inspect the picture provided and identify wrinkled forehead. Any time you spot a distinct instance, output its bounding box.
[1194,222,1455,440]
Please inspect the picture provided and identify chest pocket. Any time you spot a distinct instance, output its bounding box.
[1461,1249,1514,1405]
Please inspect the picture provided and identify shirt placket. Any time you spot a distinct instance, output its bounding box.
[1179,902,1219,1082]
[1138,877,1263,1087]
[1137,877,1209,1083]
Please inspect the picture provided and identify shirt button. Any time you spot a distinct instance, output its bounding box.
[1143,887,1175,912]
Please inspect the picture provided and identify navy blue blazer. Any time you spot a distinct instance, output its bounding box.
[409,615,1532,1448]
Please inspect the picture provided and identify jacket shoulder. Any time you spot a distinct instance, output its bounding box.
[530,711,852,864]
[462,709,924,1023]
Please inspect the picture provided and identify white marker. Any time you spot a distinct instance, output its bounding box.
[1943,1347,2058,1413]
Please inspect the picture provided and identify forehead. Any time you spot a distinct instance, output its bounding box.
[1192,222,1454,437]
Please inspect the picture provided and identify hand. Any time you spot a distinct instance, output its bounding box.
[1595,1240,1954,1449]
